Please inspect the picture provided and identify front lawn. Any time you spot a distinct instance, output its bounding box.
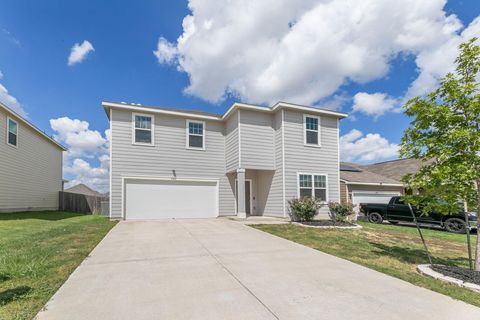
[253,222,480,307]
[0,211,117,320]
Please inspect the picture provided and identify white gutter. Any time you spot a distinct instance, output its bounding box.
[340,179,404,187]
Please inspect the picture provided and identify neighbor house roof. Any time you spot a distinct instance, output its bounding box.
[340,162,403,186]
[65,184,104,197]
[102,101,348,121]
[364,158,430,182]
[0,102,67,151]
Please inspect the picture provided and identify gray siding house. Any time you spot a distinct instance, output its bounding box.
[104,101,347,220]
[0,102,65,212]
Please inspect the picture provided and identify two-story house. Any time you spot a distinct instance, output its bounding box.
[0,102,65,212]
[104,101,347,220]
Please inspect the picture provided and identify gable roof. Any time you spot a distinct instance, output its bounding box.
[0,102,67,151]
[65,184,104,196]
[364,158,430,182]
[102,100,348,121]
[340,162,403,186]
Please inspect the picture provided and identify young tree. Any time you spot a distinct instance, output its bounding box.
[400,38,480,270]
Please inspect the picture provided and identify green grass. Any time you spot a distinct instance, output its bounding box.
[252,221,480,307]
[0,211,117,320]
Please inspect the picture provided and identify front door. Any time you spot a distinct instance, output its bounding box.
[236,180,252,215]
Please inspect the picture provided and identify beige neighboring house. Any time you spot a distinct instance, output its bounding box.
[104,101,347,220]
[65,183,105,197]
[0,102,66,212]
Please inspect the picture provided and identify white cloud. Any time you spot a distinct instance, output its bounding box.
[352,92,398,118]
[154,37,178,64]
[154,0,480,106]
[68,40,94,66]
[0,77,27,117]
[50,117,109,193]
[340,129,399,163]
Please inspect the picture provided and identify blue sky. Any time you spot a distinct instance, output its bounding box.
[0,0,479,191]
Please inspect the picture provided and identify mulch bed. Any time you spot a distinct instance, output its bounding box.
[295,220,356,227]
[431,265,480,285]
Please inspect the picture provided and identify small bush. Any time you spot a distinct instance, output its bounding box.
[288,197,319,222]
[328,202,355,223]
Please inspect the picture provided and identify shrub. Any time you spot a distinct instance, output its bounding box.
[328,202,355,223]
[288,197,319,222]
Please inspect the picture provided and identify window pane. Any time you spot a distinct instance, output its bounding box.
[135,116,151,129]
[305,117,318,130]
[135,129,152,143]
[306,130,318,145]
[299,174,312,188]
[314,175,326,188]
[8,132,17,146]
[189,135,203,148]
[314,189,326,201]
[189,122,203,135]
[8,119,17,134]
[300,188,312,198]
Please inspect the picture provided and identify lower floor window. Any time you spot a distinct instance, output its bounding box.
[299,174,327,202]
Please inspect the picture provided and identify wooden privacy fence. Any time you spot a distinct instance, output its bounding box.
[59,192,109,215]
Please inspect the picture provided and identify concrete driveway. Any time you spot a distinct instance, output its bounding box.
[36,219,480,320]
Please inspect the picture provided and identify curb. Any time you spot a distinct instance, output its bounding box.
[417,264,480,293]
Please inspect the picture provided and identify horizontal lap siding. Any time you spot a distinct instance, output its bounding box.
[0,109,63,212]
[239,110,275,170]
[283,111,340,217]
[225,111,239,172]
[110,109,235,218]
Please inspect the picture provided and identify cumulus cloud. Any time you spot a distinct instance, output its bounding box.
[0,72,27,117]
[154,0,480,107]
[340,129,399,163]
[352,92,398,118]
[68,40,94,66]
[50,117,109,192]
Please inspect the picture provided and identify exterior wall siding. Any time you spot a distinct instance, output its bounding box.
[283,110,340,217]
[225,111,239,172]
[0,108,63,212]
[110,109,235,218]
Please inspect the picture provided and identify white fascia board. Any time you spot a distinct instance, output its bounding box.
[343,181,404,187]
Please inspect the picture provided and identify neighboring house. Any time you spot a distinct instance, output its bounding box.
[0,102,66,212]
[104,101,347,220]
[364,158,429,182]
[65,183,105,197]
[340,162,404,205]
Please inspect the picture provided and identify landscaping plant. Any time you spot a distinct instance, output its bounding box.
[400,37,480,271]
[328,202,355,224]
[288,197,318,222]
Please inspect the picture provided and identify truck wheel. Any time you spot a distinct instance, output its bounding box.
[444,218,467,233]
[368,212,383,224]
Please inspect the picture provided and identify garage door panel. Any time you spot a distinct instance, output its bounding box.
[125,179,218,219]
[352,192,399,204]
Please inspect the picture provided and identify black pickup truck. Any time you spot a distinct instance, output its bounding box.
[359,196,477,233]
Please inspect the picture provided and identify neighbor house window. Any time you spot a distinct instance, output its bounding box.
[133,113,154,145]
[304,115,320,146]
[298,173,327,202]
[7,117,17,147]
[187,120,205,149]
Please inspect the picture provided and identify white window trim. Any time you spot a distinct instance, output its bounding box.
[303,114,321,147]
[132,112,154,146]
[186,119,206,150]
[297,172,329,203]
[6,116,18,148]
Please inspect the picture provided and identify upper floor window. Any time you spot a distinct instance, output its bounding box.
[7,117,18,147]
[304,115,320,146]
[187,120,205,150]
[298,173,327,202]
[133,113,154,145]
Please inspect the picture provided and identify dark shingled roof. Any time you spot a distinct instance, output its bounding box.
[340,162,402,185]
[65,184,105,197]
[364,158,430,182]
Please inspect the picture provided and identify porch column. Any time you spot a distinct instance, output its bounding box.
[237,168,246,218]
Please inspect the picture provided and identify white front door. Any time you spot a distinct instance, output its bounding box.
[124,179,218,219]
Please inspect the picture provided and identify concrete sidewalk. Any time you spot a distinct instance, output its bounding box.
[36,219,480,320]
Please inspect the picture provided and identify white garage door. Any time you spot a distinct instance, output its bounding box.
[351,192,400,205]
[125,179,218,220]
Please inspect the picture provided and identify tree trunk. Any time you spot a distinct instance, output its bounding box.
[475,180,480,271]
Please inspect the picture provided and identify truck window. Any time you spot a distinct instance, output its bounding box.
[394,198,405,205]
